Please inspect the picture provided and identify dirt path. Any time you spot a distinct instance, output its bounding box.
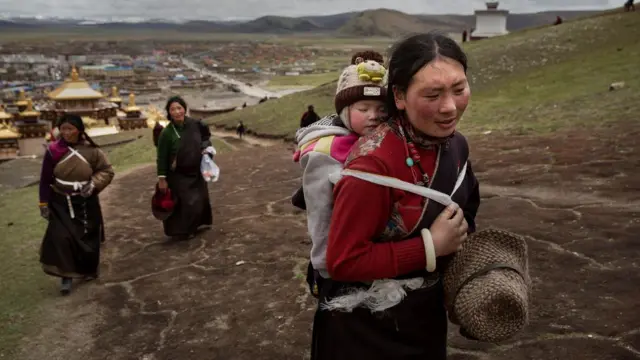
[212,129,285,148]
[17,124,640,360]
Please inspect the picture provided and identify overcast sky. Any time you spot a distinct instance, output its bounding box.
[0,0,619,21]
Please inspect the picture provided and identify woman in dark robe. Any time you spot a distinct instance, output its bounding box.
[311,32,481,359]
[156,96,213,240]
[38,114,115,295]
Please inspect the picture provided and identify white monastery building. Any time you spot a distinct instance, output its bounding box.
[471,2,509,40]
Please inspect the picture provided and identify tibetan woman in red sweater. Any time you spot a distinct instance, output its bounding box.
[311,33,481,360]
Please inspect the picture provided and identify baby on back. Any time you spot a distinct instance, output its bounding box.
[292,51,388,297]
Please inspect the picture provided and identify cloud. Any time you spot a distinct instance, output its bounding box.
[0,0,619,20]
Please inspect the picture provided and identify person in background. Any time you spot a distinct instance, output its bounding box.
[156,96,213,241]
[624,0,635,11]
[299,105,320,128]
[311,32,481,360]
[153,119,164,147]
[236,121,246,139]
[38,114,115,295]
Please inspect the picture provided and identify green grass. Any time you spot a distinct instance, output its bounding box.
[206,81,337,138]
[266,71,340,88]
[210,10,639,137]
[0,129,231,357]
[103,131,159,172]
[93,128,148,147]
[0,187,51,357]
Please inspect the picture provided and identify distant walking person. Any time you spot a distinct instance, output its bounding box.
[153,120,164,147]
[300,105,320,128]
[156,96,213,241]
[624,0,635,11]
[236,121,246,139]
[462,29,468,42]
[38,114,115,295]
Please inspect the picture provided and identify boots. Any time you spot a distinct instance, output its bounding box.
[60,277,72,295]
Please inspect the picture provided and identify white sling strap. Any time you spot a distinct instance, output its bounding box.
[329,161,468,206]
[57,147,89,166]
[322,161,469,313]
[55,178,89,191]
[54,178,89,219]
[53,147,91,220]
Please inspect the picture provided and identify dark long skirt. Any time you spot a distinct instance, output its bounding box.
[163,170,212,237]
[40,191,104,278]
[311,279,448,360]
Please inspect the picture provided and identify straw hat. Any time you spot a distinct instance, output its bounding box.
[443,228,531,343]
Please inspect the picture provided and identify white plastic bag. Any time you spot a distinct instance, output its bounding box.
[201,146,220,182]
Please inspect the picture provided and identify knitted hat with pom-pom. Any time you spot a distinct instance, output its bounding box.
[334,57,387,131]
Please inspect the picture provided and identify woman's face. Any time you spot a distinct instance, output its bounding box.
[393,57,470,138]
[59,122,80,143]
[169,102,186,123]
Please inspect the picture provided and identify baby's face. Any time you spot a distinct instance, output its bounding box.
[349,100,387,136]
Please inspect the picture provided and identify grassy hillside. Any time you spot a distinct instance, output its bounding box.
[242,16,324,33]
[209,81,337,140]
[416,10,602,33]
[337,9,458,37]
[209,9,639,137]
[0,10,601,38]
[266,71,341,88]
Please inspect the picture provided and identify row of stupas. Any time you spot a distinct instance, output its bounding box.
[0,66,154,159]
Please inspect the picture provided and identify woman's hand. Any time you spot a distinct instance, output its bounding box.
[80,181,95,198]
[158,178,168,192]
[39,205,49,220]
[429,204,468,257]
[202,149,214,158]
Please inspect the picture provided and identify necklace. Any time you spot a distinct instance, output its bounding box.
[397,121,430,186]
[172,124,181,139]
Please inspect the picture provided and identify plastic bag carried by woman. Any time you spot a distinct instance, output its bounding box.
[201,146,220,182]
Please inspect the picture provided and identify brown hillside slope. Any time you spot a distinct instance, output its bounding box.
[337,9,458,37]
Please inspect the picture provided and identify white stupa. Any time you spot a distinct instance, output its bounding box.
[471,2,509,40]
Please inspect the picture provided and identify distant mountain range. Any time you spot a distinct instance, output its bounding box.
[0,9,601,37]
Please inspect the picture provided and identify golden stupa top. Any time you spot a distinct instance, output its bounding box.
[0,123,19,139]
[125,93,140,112]
[15,89,28,107]
[19,99,41,117]
[47,66,105,101]
[0,104,13,120]
[109,86,122,102]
